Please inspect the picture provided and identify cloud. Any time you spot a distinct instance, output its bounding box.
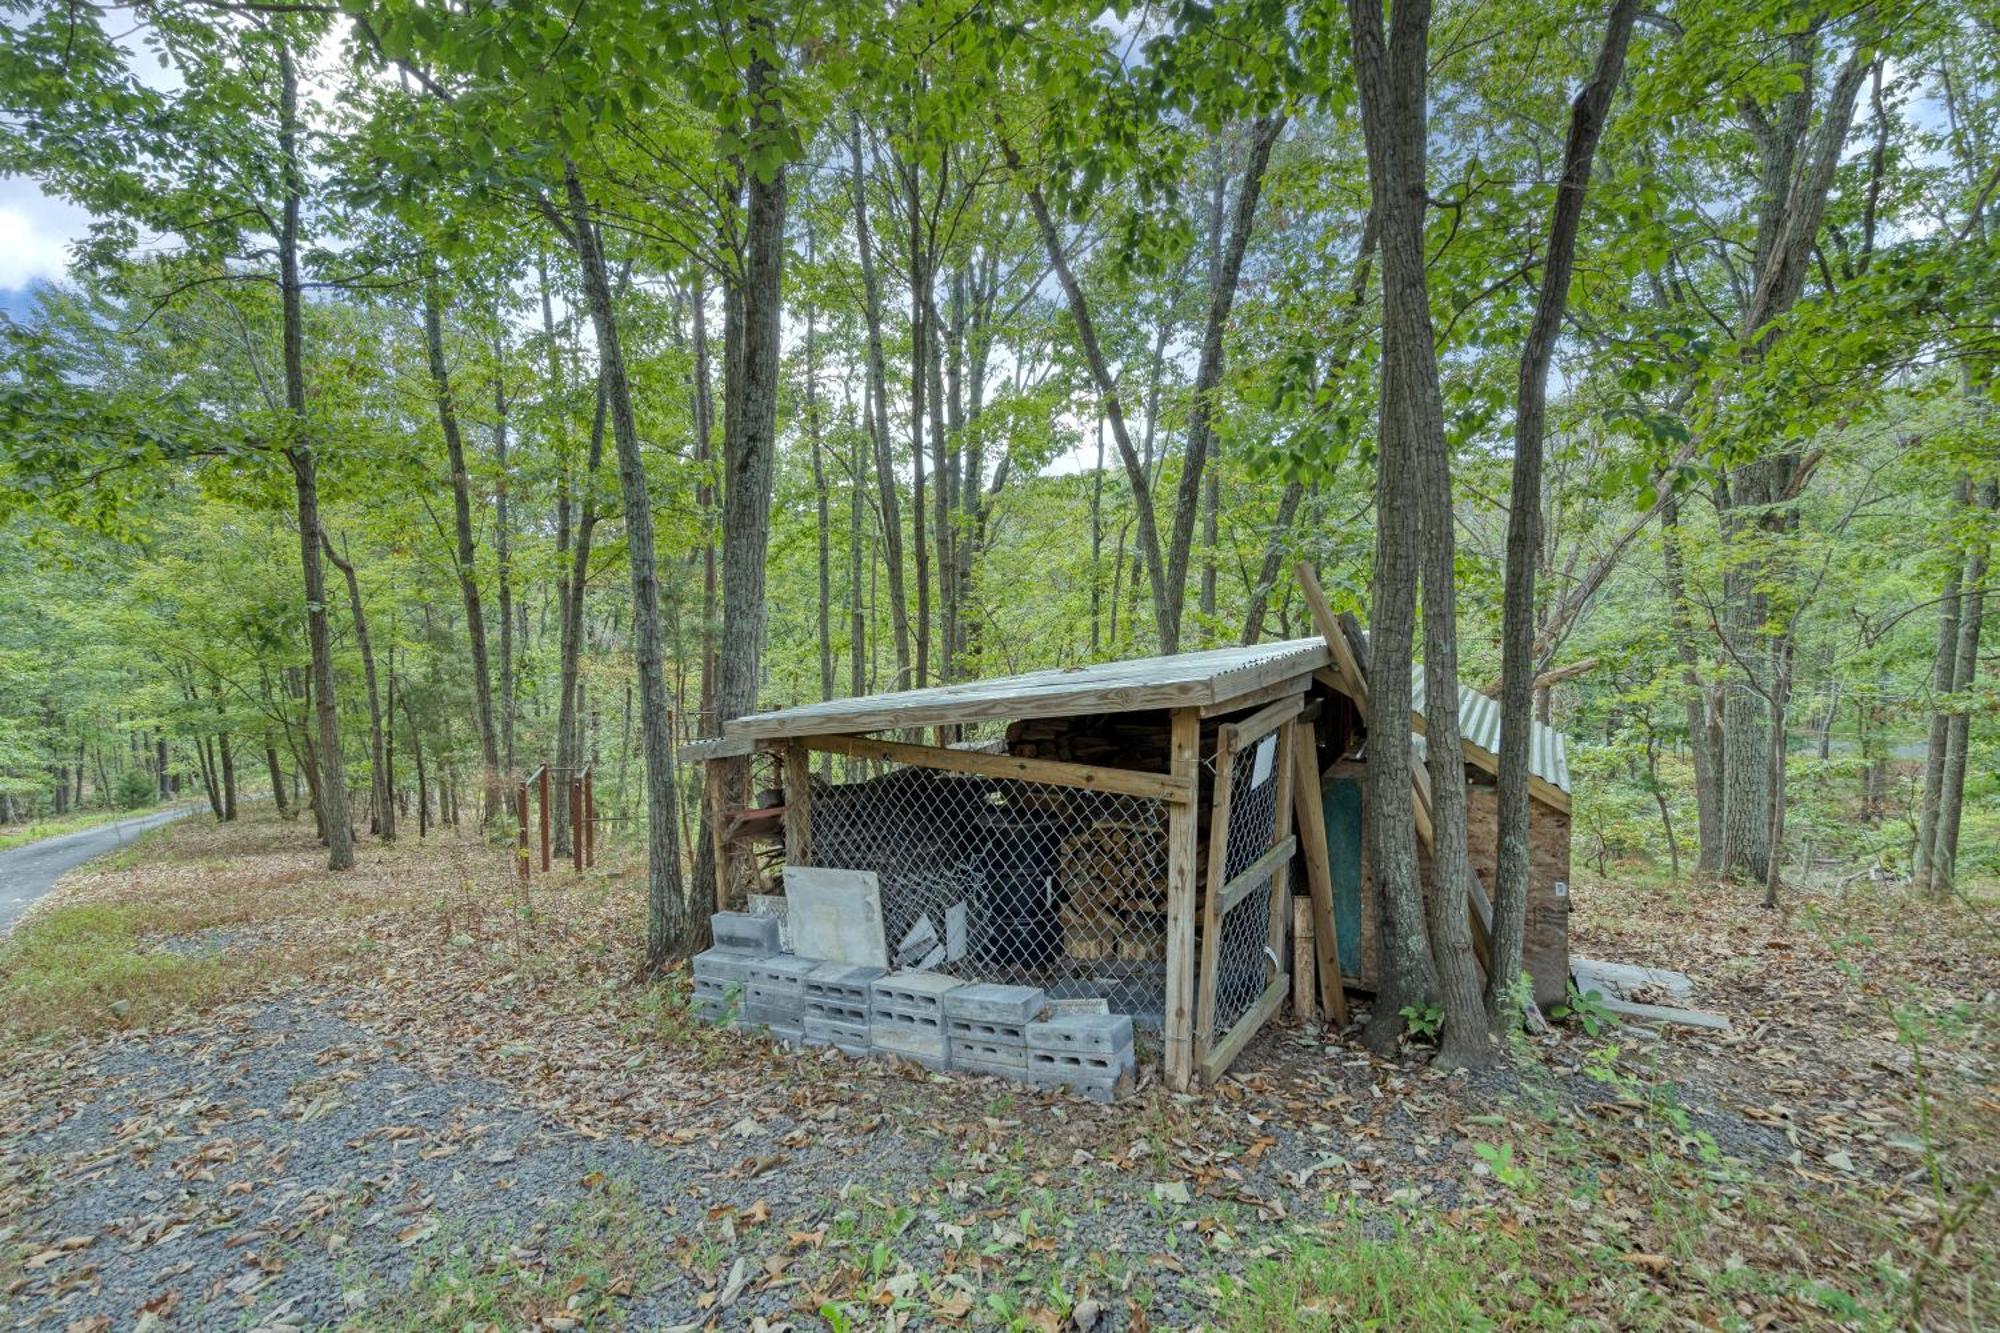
[0,178,92,290]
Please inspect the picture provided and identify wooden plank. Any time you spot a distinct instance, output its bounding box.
[797,732,1191,803]
[680,734,756,762]
[1219,692,1306,751]
[1214,836,1297,918]
[781,741,812,865]
[1292,731,1350,1027]
[1313,666,1361,702]
[1199,671,1313,718]
[1163,708,1202,1092]
[1264,719,1297,992]
[1194,726,1239,1065]
[1597,996,1730,1030]
[1292,897,1317,1024]
[704,757,731,909]
[728,639,1329,740]
[1200,976,1287,1085]
[1296,562,1368,703]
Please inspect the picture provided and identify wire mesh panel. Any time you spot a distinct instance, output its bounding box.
[807,761,1172,1024]
[1207,734,1286,1035]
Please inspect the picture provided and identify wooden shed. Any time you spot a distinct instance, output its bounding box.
[703,629,1575,1089]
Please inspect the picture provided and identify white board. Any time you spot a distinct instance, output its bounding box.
[784,866,889,968]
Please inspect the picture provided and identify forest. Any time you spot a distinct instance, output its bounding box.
[0,0,1995,1326]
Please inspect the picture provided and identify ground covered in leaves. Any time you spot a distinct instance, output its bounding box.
[0,814,1992,1330]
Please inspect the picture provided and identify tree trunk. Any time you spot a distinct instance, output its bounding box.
[1168,116,1283,649]
[321,532,393,842]
[849,119,913,688]
[562,162,688,969]
[1662,494,1725,875]
[1345,0,1440,1058]
[278,32,352,870]
[264,731,288,818]
[1915,474,1970,890]
[1932,477,1996,895]
[493,325,517,777]
[1489,0,1636,1027]
[404,691,429,838]
[1241,480,1306,645]
[424,282,506,823]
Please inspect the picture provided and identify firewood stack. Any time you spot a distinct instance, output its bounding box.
[1057,819,1168,961]
[1004,712,1182,771]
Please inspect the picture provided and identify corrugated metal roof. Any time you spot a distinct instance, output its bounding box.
[1412,675,1571,794]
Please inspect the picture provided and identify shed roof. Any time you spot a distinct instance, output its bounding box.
[726,638,1330,740]
[1412,674,1572,797]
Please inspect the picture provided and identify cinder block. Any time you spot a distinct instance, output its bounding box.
[872,1022,950,1067]
[1024,1063,1130,1103]
[1026,1012,1133,1056]
[805,962,884,1021]
[873,971,969,1010]
[693,948,766,985]
[950,1035,1028,1072]
[712,911,782,955]
[1026,1042,1135,1094]
[745,955,820,1023]
[942,983,1045,1026]
[947,1014,1033,1047]
[692,975,744,1024]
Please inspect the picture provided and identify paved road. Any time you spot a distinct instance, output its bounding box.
[0,806,195,934]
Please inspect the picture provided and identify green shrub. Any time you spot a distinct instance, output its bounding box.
[114,767,159,810]
[0,904,231,1037]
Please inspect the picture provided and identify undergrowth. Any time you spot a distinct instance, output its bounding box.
[0,903,247,1036]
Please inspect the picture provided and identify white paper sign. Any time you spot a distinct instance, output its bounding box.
[1251,733,1278,787]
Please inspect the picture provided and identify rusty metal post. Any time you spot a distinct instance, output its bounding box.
[570,776,584,872]
[537,766,551,872]
[583,769,595,867]
[515,782,530,881]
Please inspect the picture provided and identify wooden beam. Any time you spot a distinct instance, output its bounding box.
[797,732,1191,803]
[1292,897,1318,1024]
[1163,708,1201,1092]
[1200,976,1287,1085]
[1195,726,1239,1065]
[780,741,812,866]
[1214,836,1297,918]
[1199,671,1313,718]
[1264,719,1297,1001]
[1291,731,1350,1027]
[1296,562,1368,703]
[1219,692,1305,751]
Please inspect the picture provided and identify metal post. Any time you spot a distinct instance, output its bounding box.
[515,782,530,881]
[583,769,595,867]
[537,766,551,872]
[570,777,584,873]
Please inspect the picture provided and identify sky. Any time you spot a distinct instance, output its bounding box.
[0,176,90,313]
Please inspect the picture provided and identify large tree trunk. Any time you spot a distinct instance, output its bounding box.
[1345,0,1440,1058]
[1914,475,1969,890]
[1662,495,1725,874]
[562,163,688,969]
[905,162,932,687]
[1713,47,1867,884]
[849,119,913,688]
[278,32,351,870]
[710,55,786,923]
[424,282,506,824]
[1932,477,1996,895]
[1488,0,1636,1027]
[493,327,517,777]
[322,532,393,842]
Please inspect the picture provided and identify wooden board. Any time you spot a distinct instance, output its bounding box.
[1293,733,1350,1027]
[728,640,1330,740]
[1163,709,1201,1091]
[798,732,1191,803]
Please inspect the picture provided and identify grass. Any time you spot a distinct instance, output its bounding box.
[0,902,245,1036]
[0,801,190,851]
[1227,1204,1666,1331]
[350,1179,671,1331]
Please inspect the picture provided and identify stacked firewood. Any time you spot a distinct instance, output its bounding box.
[1004,712,1180,771]
[1057,819,1169,961]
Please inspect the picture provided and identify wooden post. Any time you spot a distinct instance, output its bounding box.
[515,782,530,881]
[583,769,595,867]
[782,741,813,868]
[570,777,584,872]
[1291,730,1351,1027]
[537,766,551,872]
[1164,708,1201,1092]
[705,757,732,909]
[1264,719,1297,988]
[1292,897,1318,1025]
[1194,724,1238,1072]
